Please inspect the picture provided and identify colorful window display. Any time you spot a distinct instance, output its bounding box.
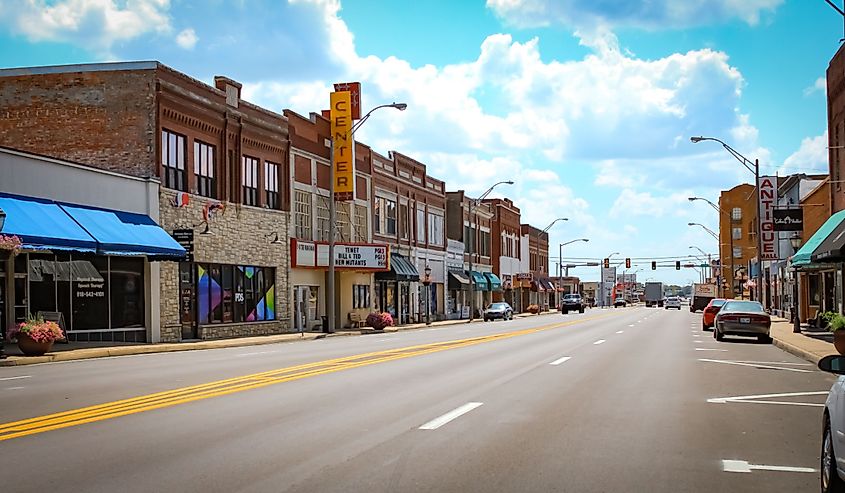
[194,263,275,325]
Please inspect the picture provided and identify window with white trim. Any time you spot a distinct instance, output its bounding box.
[294,190,312,240]
[193,140,216,198]
[731,207,742,221]
[316,199,330,241]
[265,161,279,209]
[161,129,186,191]
[242,156,259,206]
[416,208,426,242]
[428,212,444,246]
[732,227,742,240]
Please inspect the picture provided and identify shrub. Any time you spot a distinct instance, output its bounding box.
[366,312,394,330]
[829,313,845,333]
[527,304,540,314]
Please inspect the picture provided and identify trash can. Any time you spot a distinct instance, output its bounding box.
[321,316,328,333]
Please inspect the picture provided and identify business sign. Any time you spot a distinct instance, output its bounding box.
[516,273,532,280]
[599,267,616,305]
[330,90,354,201]
[333,82,362,120]
[172,228,194,262]
[291,239,389,270]
[773,208,803,231]
[757,175,778,260]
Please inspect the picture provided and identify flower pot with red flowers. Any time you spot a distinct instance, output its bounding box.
[366,312,395,331]
[527,304,540,314]
[7,316,64,356]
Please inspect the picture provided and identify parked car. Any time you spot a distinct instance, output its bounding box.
[702,298,727,330]
[483,302,513,321]
[560,293,585,314]
[664,296,682,310]
[713,300,771,343]
[613,298,627,308]
[818,355,845,493]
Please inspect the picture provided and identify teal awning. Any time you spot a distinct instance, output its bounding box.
[484,272,502,291]
[792,210,845,267]
[467,271,490,291]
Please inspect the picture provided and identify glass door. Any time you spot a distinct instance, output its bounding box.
[179,262,197,340]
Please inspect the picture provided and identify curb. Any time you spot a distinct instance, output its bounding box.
[771,336,824,365]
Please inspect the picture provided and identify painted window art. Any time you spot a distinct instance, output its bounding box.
[196,263,275,325]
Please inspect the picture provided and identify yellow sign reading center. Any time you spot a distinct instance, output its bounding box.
[330,90,354,201]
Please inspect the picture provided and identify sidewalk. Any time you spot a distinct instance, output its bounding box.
[770,317,836,364]
[0,309,563,367]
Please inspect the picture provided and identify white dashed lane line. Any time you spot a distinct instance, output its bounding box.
[549,356,572,366]
[593,339,606,345]
[419,402,484,430]
[0,375,31,382]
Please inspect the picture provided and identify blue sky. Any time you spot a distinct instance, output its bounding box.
[0,0,839,284]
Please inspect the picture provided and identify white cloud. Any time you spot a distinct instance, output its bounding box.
[776,131,829,176]
[804,77,826,97]
[486,0,783,29]
[0,0,172,54]
[609,189,694,218]
[175,27,197,50]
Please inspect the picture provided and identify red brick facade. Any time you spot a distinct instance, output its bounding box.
[828,45,845,213]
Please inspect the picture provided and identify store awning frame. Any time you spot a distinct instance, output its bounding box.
[812,211,845,263]
[0,192,186,260]
[448,271,470,290]
[794,210,845,267]
[375,253,420,282]
[484,272,502,291]
[467,271,490,291]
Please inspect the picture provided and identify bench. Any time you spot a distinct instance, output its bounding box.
[348,312,364,329]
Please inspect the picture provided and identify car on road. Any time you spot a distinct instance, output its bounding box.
[483,302,513,321]
[664,296,682,310]
[818,355,845,493]
[560,293,585,314]
[713,300,771,343]
[702,298,727,330]
[613,298,627,308]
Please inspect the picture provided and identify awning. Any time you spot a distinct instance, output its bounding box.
[448,271,470,290]
[540,278,555,291]
[794,210,845,266]
[376,253,420,282]
[61,203,186,258]
[467,271,490,291]
[531,280,545,292]
[0,194,97,252]
[812,210,845,263]
[0,192,185,259]
[484,272,502,291]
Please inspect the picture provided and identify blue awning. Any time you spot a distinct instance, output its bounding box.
[0,194,97,252]
[483,272,503,291]
[60,203,185,258]
[0,193,185,259]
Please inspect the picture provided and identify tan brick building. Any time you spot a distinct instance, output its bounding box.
[521,224,553,310]
[446,191,496,318]
[719,183,758,299]
[0,61,291,342]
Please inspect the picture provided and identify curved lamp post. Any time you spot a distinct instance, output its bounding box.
[790,233,803,333]
[326,102,407,333]
[422,265,432,326]
[691,136,763,304]
[468,180,514,322]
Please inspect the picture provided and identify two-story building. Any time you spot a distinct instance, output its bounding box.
[0,61,292,342]
[483,198,522,311]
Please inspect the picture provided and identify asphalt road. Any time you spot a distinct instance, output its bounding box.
[0,306,835,492]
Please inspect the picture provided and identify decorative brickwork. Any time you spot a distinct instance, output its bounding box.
[159,190,291,341]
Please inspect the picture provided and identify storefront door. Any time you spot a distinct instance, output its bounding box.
[294,286,317,332]
[179,262,198,340]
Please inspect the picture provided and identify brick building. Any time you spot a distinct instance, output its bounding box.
[482,198,521,310]
[372,151,446,324]
[446,191,497,318]
[0,61,291,342]
[520,224,553,310]
[285,109,384,330]
[828,44,845,214]
[718,183,758,299]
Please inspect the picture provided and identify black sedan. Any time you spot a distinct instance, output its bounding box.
[483,302,513,321]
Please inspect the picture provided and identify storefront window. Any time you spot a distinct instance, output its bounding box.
[110,257,145,332]
[72,256,109,333]
[194,263,275,326]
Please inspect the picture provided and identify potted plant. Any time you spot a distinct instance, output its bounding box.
[527,304,540,314]
[7,316,64,356]
[829,313,845,355]
[366,312,394,331]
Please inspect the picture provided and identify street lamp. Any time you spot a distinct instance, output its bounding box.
[558,238,588,307]
[689,245,712,283]
[326,101,407,333]
[688,222,718,240]
[689,196,735,299]
[422,265,432,326]
[468,180,514,322]
[690,136,763,305]
[790,233,803,333]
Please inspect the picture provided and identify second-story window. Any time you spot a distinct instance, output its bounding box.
[265,161,279,209]
[731,207,742,222]
[374,197,382,234]
[242,156,259,206]
[386,199,397,235]
[161,129,186,191]
[417,208,426,242]
[294,190,312,239]
[428,213,444,246]
[194,140,216,198]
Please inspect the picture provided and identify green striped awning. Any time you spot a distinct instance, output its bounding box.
[792,210,845,267]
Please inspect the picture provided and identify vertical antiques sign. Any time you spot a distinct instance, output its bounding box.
[330,90,354,201]
[758,175,778,260]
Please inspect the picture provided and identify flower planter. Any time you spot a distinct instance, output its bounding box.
[17,333,54,356]
[835,331,845,356]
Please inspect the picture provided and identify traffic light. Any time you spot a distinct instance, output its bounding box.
[625,258,631,269]
[651,261,656,270]
[603,258,610,268]
[675,260,681,270]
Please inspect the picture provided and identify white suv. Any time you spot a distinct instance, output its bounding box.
[664,296,682,310]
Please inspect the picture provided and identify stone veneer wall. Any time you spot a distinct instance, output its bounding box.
[159,190,290,342]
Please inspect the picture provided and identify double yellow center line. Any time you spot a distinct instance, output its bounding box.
[0,313,615,442]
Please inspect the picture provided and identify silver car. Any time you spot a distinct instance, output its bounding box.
[483,302,513,321]
[664,296,681,309]
[713,300,771,343]
[818,355,845,493]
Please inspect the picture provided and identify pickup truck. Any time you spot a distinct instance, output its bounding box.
[560,293,586,314]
